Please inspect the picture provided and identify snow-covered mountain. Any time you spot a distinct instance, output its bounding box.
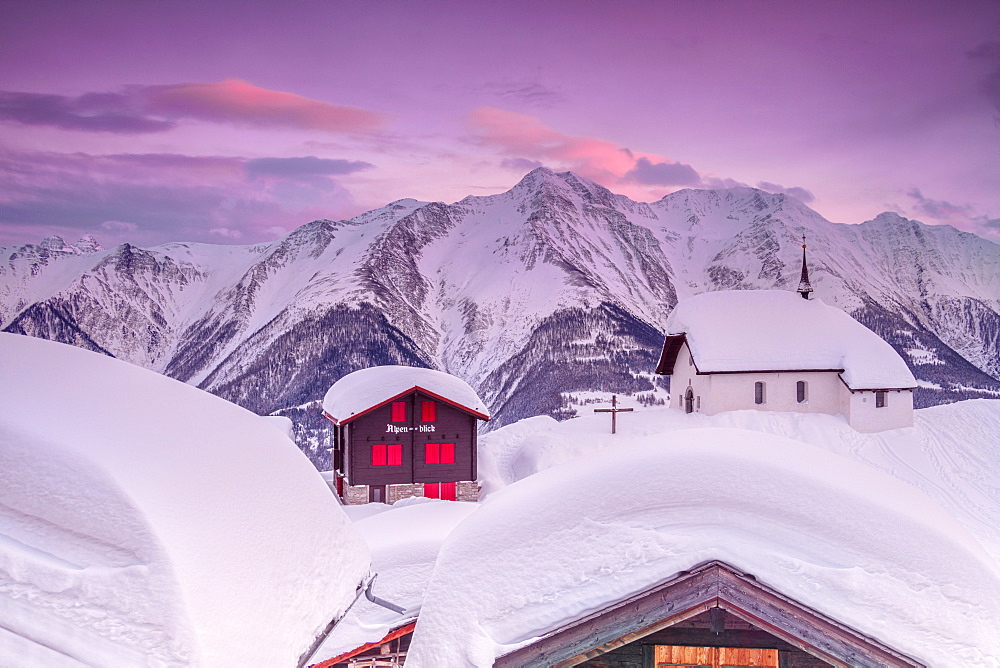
[3,168,999,465]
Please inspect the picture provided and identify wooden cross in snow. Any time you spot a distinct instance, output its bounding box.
[593,395,633,434]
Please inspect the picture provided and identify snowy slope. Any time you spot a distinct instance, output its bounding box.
[0,334,370,666]
[3,169,999,466]
[394,401,1000,667]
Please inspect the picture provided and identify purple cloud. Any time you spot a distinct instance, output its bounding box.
[0,149,365,246]
[968,40,1000,113]
[906,188,969,220]
[0,90,174,134]
[624,157,701,186]
[485,81,563,108]
[0,80,384,134]
[902,188,1000,241]
[501,157,544,171]
[757,181,815,203]
[245,156,373,180]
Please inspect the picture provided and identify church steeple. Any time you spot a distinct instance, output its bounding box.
[797,235,814,300]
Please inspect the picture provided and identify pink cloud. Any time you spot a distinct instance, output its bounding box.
[141,79,384,133]
[468,107,642,182]
[467,107,724,199]
[0,80,384,135]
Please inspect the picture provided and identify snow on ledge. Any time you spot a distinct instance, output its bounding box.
[0,333,371,666]
[323,365,489,422]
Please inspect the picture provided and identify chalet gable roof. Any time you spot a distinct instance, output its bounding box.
[494,560,926,668]
[322,365,490,424]
[657,290,916,390]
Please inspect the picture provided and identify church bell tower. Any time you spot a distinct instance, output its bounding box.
[797,235,814,300]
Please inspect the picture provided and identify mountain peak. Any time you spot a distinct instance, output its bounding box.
[509,167,622,208]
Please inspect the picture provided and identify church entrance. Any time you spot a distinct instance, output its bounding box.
[655,645,778,667]
[684,387,694,413]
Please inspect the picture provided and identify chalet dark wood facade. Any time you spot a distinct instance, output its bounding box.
[327,386,487,502]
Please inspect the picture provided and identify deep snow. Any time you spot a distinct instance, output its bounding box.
[0,333,370,666]
[330,399,1000,667]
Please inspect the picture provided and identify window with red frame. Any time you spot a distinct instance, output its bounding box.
[391,401,407,422]
[372,443,402,466]
[421,400,436,422]
[425,443,455,464]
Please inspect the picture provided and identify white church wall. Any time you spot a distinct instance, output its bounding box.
[672,342,711,413]
[703,371,845,416]
[845,389,914,432]
[668,341,914,433]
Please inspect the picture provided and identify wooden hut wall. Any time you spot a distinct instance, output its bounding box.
[345,390,477,487]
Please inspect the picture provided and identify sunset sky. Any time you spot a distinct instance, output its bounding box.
[2,0,999,247]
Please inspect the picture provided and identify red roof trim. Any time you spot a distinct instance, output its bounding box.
[334,385,490,425]
[309,621,416,667]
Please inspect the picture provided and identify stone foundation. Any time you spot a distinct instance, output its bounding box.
[339,479,480,505]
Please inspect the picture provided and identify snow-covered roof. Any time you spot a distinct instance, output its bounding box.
[322,365,489,422]
[0,333,371,666]
[404,426,1000,666]
[663,290,917,389]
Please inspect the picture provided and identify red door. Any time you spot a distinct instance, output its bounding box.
[424,482,457,501]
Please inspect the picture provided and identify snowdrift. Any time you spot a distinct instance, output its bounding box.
[0,333,370,666]
[407,424,1000,667]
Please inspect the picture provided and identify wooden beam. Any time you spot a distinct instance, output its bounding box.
[635,628,799,650]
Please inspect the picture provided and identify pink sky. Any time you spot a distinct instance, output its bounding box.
[2,0,999,246]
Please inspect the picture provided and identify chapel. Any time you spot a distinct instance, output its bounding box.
[654,246,917,432]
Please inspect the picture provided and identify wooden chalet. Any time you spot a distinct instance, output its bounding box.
[311,561,925,667]
[494,560,926,668]
[322,366,490,504]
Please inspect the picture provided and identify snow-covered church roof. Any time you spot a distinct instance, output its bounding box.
[0,333,370,666]
[323,365,489,423]
[661,290,917,390]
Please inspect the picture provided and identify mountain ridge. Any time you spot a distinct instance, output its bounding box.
[3,168,999,466]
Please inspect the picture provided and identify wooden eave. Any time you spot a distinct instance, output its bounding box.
[328,385,491,426]
[309,621,416,667]
[838,375,918,393]
[493,560,925,668]
[654,334,688,375]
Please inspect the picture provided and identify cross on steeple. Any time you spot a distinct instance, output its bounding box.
[593,394,634,434]
[797,235,814,300]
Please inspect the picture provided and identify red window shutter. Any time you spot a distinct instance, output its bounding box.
[425,443,440,464]
[391,401,407,422]
[388,443,402,466]
[441,443,455,464]
[421,400,436,422]
[372,444,387,466]
[424,483,439,499]
[441,482,457,501]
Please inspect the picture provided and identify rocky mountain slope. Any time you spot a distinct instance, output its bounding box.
[4,168,999,466]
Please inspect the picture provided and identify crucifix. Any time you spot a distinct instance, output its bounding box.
[593,394,633,434]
